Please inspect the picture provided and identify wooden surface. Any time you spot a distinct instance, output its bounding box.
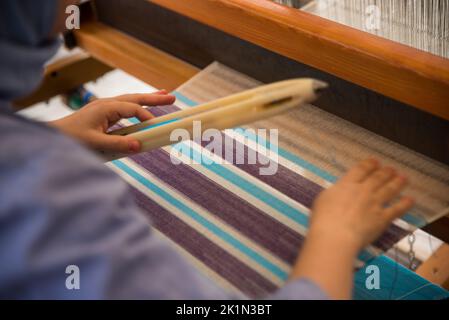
[417,244,449,289]
[150,0,449,121]
[14,52,112,109]
[73,21,199,91]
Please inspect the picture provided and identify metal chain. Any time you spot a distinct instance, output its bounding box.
[408,233,417,270]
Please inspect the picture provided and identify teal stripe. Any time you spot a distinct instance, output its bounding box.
[358,249,376,263]
[139,119,180,132]
[125,117,180,133]
[128,117,140,124]
[172,143,310,227]
[401,213,426,228]
[112,159,288,281]
[173,91,197,107]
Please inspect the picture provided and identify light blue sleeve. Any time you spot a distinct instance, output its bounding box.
[0,113,328,300]
[270,279,328,300]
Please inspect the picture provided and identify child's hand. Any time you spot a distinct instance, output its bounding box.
[291,159,415,299]
[50,91,176,154]
[310,159,414,252]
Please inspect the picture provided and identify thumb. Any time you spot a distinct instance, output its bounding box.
[89,131,141,154]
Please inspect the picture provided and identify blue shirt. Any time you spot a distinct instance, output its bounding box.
[0,108,327,299]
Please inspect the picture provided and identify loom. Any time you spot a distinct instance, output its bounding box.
[15,0,449,299]
[277,0,449,59]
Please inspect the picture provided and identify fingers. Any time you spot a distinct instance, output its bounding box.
[383,197,415,220]
[363,167,396,191]
[103,101,154,125]
[114,92,176,106]
[376,175,413,221]
[89,131,141,154]
[341,158,412,203]
[375,175,408,203]
[339,158,379,184]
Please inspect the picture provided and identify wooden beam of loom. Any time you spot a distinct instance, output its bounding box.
[417,243,449,290]
[73,21,199,91]
[13,52,112,109]
[150,0,449,121]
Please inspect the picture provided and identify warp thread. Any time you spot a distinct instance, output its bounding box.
[275,0,449,58]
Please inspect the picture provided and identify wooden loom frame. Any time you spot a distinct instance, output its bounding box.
[14,0,449,288]
[149,0,449,121]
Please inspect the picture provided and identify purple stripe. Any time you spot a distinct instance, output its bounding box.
[149,105,179,117]
[130,149,304,264]
[373,224,410,251]
[217,139,323,208]
[130,187,277,297]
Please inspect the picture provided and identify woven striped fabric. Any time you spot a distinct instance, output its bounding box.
[107,62,449,299]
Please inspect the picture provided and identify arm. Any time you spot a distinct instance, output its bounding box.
[290,159,414,299]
